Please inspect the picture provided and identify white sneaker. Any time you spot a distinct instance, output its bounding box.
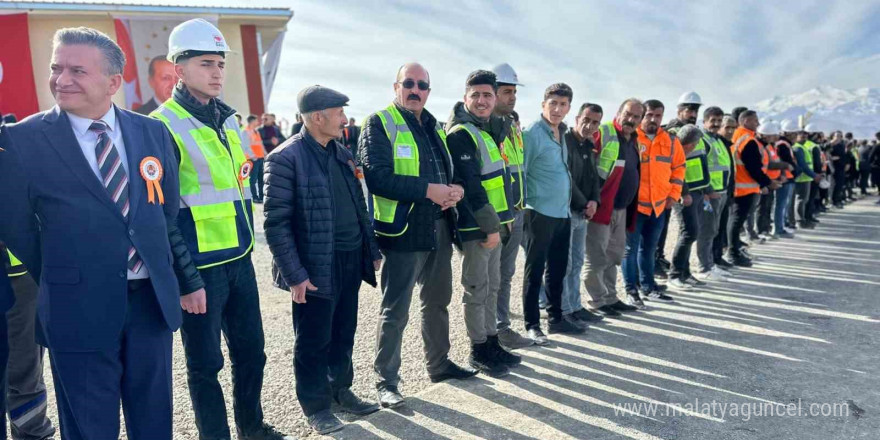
[711,266,732,278]
[668,278,693,290]
[695,270,726,281]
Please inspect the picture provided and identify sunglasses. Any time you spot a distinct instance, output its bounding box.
[399,79,430,91]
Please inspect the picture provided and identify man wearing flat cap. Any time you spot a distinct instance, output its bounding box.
[151,19,290,440]
[264,85,383,435]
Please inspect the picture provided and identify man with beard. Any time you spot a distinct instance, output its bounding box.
[489,63,534,350]
[654,91,701,279]
[446,70,520,377]
[621,99,682,308]
[361,63,476,409]
[582,98,642,317]
[694,106,734,280]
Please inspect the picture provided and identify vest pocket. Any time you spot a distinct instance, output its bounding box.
[190,202,240,253]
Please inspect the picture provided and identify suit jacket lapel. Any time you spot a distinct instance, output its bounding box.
[42,107,125,222]
[117,108,144,222]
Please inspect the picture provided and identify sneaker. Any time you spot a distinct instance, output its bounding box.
[497,327,535,350]
[777,231,795,239]
[487,335,522,366]
[711,266,732,277]
[654,283,669,292]
[469,342,509,378]
[642,289,674,302]
[307,411,344,435]
[748,231,760,241]
[428,361,479,383]
[572,308,604,322]
[377,385,404,409]
[729,255,753,267]
[684,275,707,286]
[239,423,296,440]
[623,291,647,310]
[667,278,693,290]
[335,388,380,415]
[594,305,622,317]
[654,265,668,278]
[609,300,639,313]
[715,258,735,269]
[695,270,725,282]
[548,318,587,334]
[527,328,550,346]
[769,234,780,240]
[562,313,590,330]
[657,257,672,270]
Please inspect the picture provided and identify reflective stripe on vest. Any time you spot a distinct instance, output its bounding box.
[597,123,621,179]
[793,142,814,183]
[704,133,731,191]
[765,144,782,180]
[371,104,451,237]
[448,123,513,228]
[151,99,254,269]
[684,137,709,190]
[6,249,26,278]
[502,126,525,209]
[733,132,767,196]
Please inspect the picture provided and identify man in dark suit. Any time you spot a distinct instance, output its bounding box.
[135,55,175,116]
[0,27,197,440]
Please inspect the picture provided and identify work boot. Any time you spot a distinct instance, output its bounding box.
[488,335,521,366]
[469,342,509,378]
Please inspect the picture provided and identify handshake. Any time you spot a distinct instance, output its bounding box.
[427,183,465,210]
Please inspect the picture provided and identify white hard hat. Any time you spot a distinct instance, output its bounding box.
[677,91,702,106]
[780,119,799,133]
[490,63,523,86]
[757,121,780,136]
[804,123,817,133]
[167,19,231,62]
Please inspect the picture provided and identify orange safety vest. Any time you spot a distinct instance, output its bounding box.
[246,128,266,159]
[732,128,768,197]
[635,127,686,216]
[775,140,794,180]
[765,143,781,180]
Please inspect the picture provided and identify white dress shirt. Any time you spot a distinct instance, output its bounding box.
[67,105,150,280]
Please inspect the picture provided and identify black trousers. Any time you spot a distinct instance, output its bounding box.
[522,209,570,328]
[728,194,757,258]
[807,182,820,221]
[713,195,731,261]
[757,189,775,235]
[832,171,846,204]
[670,191,702,280]
[859,167,871,194]
[656,213,671,260]
[293,248,361,417]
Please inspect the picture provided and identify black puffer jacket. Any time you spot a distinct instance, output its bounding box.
[358,103,455,252]
[264,128,380,299]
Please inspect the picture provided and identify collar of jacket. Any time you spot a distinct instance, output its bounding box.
[302,126,348,165]
[566,127,594,149]
[173,82,236,129]
[393,101,438,131]
[535,115,567,142]
[446,101,489,132]
[487,113,512,145]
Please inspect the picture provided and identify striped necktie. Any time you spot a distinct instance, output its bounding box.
[90,121,143,274]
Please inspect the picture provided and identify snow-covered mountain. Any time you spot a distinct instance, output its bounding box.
[753,86,879,139]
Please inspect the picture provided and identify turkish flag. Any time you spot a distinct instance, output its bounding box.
[114,18,143,111]
[0,13,40,121]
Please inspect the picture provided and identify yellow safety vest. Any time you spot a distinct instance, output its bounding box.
[447,122,513,230]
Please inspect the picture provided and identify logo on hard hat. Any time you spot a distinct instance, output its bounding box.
[214,35,224,47]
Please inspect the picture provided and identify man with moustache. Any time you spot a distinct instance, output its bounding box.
[621,99,682,308]
[263,86,382,434]
[522,83,584,344]
[560,103,603,326]
[654,92,702,278]
[583,98,643,316]
[361,63,476,409]
[694,106,734,280]
[446,70,520,377]
[489,63,534,350]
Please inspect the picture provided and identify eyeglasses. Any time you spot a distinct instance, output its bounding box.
[398,79,430,91]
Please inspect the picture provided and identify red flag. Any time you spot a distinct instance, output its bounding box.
[0,13,40,120]
[113,18,143,111]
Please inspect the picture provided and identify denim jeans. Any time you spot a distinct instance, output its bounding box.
[774,182,794,233]
[622,210,667,293]
[249,158,264,201]
[561,213,588,315]
[180,255,268,439]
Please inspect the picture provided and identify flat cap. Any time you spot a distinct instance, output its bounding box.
[297,85,349,113]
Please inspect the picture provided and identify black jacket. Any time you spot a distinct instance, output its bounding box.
[564,129,600,212]
[259,124,286,155]
[264,128,380,299]
[740,140,773,188]
[446,102,506,243]
[359,103,455,252]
